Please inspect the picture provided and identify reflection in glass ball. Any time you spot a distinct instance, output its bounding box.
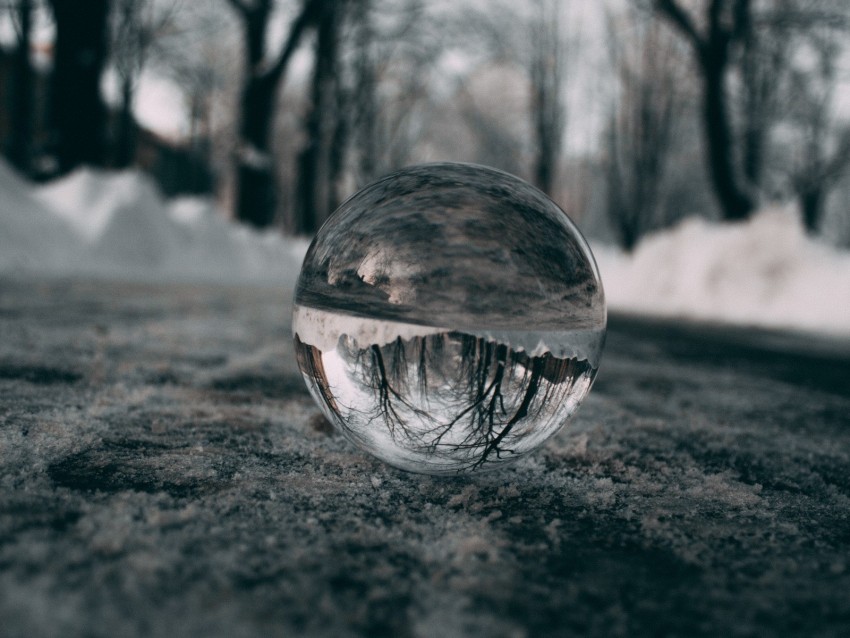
[293,163,606,474]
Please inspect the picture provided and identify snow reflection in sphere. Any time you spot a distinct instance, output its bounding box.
[293,163,606,474]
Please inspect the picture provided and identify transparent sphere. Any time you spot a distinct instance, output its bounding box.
[293,163,606,474]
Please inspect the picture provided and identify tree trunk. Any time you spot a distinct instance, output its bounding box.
[327,82,349,214]
[533,81,556,196]
[295,4,341,235]
[742,121,764,192]
[530,0,563,198]
[235,74,279,228]
[115,76,136,168]
[656,0,755,222]
[229,0,320,228]
[605,17,679,253]
[48,0,111,174]
[605,117,636,252]
[739,27,773,194]
[353,0,378,185]
[800,188,823,235]
[701,50,753,221]
[8,0,33,175]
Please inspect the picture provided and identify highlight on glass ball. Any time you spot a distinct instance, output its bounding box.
[293,162,606,475]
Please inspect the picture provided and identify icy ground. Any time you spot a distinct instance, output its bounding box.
[1,278,849,636]
[1,160,849,335]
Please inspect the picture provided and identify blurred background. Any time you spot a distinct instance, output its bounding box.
[0,0,849,332]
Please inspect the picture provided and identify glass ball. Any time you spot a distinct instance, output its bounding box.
[293,163,606,474]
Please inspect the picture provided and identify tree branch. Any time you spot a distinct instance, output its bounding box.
[225,0,248,16]
[823,128,850,184]
[655,0,703,47]
[730,0,752,42]
[707,0,724,38]
[267,0,325,83]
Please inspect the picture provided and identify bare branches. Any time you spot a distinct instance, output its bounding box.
[226,0,323,84]
[225,0,328,227]
[224,0,248,14]
[112,0,178,83]
[655,0,702,46]
[655,0,753,56]
[606,5,687,250]
[823,131,850,183]
[356,334,591,471]
[7,0,33,174]
[731,0,752,41]
[652,0,756,221]
[784,24,850,233]
[756,5,850,31]
[267,0,325,84]
[529,0,566,196]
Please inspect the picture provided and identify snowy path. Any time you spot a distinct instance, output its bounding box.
[1,278,849,637]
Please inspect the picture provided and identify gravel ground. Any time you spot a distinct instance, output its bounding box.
[1,277,849,637]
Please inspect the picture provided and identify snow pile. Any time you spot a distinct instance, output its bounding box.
[593,208,850,336]
[0,161,84,274]
[166,197,310,283]
[28,166,308,285]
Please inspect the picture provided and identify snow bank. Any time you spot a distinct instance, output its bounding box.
[166,196,311,283]
[3,159,849,337]
[592,207,850,336]
[29,166,308,285]
[0,161,85,274]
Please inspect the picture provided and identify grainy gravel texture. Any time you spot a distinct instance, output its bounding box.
[1,277,849,638]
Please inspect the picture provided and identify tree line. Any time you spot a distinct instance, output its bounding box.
[2,0,849,247]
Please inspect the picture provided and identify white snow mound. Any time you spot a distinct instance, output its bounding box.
[28,165,308,285]
[35,168,147,242]
[0,161,84,274]
[592,207,850,336]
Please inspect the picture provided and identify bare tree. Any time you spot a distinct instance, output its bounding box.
[736,3,790,194]
[654,0,756,221]
[452,63,529,177]
[605,8,688,251]
[351,0,378,184]
[298,331,592,472]
[375,1,443,173]
[785,30,850,234]
[529,0,565,196]
[347,0,438,181]
[5,0,34,175]
[110,0,177,168]
[295,0,440,233]
[47,0,111,173]
[226,0,323,228]
[151,3,238,182]
[294,1,346,235]
[455,0,572,195]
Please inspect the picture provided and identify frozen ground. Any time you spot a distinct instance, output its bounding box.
[1,277,849,637]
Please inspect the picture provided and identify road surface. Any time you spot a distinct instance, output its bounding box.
[1,278,848,637]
